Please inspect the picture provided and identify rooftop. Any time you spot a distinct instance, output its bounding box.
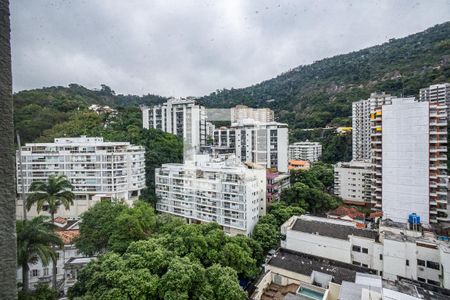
[327,206,365,220]
[291,215,378,240]
[268,248,377,285]
[56,230,80,245]
[383,277,450,300]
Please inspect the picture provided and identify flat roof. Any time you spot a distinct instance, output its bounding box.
[268,248,377,284]
[383,278,450,300]
[291,216,378,241]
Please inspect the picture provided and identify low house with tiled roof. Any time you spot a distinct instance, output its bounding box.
[327,206,366,225]
[16,218,92,295]
[288,160,311,172]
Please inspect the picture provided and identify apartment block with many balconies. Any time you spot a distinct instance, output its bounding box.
[370,96,448,225]
[16,136,146,219]
[155,154,266,236]
[352,92,396,161]
[288,141,322,163]
[334,160,372,206]
[230,105,274,123]
[232,119,289,173]
[141,98,207,150]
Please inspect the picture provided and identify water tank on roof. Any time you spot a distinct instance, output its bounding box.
[408,213,421,225]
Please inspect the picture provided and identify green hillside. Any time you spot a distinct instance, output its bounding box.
[198,22,450,130]
[14,83,166,143]
[13,22,450,163]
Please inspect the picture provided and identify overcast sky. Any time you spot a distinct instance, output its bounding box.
[11,0,450,97]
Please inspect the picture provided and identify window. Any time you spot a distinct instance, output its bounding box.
[362,248,368,254]
[43,268,49,276]
[379,254,383,260]
[362,263,368,268]
[417,259,425,266]
[352,261,361,266]
[379,271,383,277]
[417,277,426,283]
[352,245,361,252]
[406,259,409,266]
[31,269,39,277]
[427,261,440,270]
[427,279,440,286]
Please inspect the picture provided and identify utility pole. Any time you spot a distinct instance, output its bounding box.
[17,132,27,220]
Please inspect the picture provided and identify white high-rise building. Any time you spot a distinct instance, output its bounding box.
[352,92,395,160]
[232,119,289,173]
[371,97,448,224]
[141,98,207,149]
[230,105,274,123]
[155,154,266,236]
[420,83,450,117]
[334,160,372,206]
[288,141,322,163]
[16,136,146,219]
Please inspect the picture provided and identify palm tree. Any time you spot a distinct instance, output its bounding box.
[26,174,74,290]
[26,175,75,223]
[17,216,62,292]
[0,1,17,298]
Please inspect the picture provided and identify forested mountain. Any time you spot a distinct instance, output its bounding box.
[13,22,450,163]
[14,84,166,143]
[198,22,450,129]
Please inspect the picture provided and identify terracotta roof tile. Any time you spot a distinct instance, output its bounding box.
[57,230,80,245]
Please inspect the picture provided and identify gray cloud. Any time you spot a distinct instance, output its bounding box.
[10,0,450,97]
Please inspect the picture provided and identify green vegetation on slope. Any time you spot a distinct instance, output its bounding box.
[14,84,166,143]
[199,22,450,130]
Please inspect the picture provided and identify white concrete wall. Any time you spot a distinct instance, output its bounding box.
[284,230,352,263]
[440,247,450,289]
[382,239,417,281]
[277,127,289,173]
[382,98,430,224]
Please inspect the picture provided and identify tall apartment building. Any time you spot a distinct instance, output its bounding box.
[155,154,266,236]
[352,92,395,160]
[231,119,289,173]
[16,136,146,219]
[288,141,322,163]
[141,98,207,149]
[230,105,274,122]
[334,160,372,206]
[370,97,448,225]
[420,83,450,116]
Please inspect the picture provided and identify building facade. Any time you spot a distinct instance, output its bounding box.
[266,171,290,204]
[334,160,372,206]
[16,136,145,219]
[288,141,322,163]
[212,126,236,153]
[230,105,274,123]
[420,83,450,117]
[141,98,207,149]
[281,215,450,289]
[370,97,448,225]
[155,154,266,236]
[352,92,395,161]
[232,119,289,172]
